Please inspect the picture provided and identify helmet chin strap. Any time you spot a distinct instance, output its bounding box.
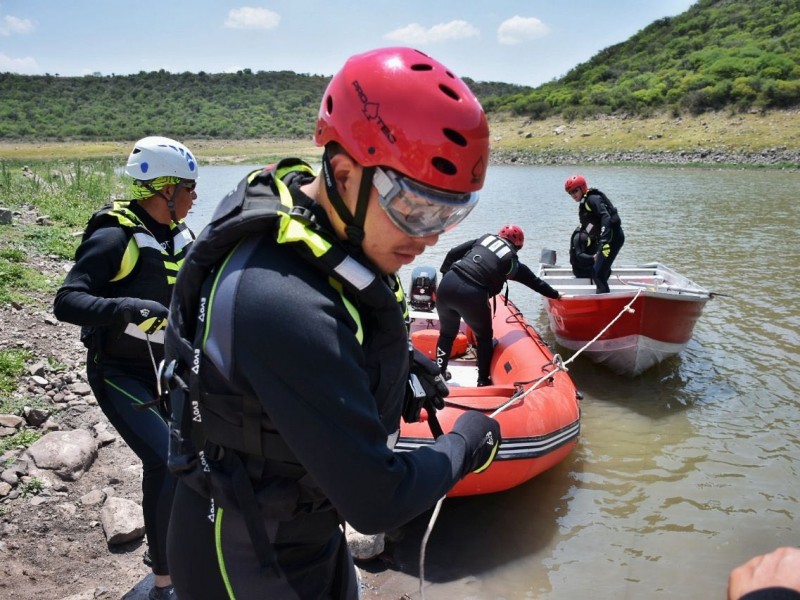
[166,196,180,225]
[143,182,181,225]
[321,150,374,247]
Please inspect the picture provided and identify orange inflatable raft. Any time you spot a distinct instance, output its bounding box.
[398,297,581,497]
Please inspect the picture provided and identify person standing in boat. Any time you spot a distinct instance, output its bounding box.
[564,174,625,294]
[161,47,502,599]
[53,136,198,600]
[435,225,561,387]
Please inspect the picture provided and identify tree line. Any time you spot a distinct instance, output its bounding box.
[0,68,527,141]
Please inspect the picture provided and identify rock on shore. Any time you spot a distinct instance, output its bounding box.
[492,147,800,168]
[0,207,393,599]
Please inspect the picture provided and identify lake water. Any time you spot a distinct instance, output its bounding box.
[187,163,800,599]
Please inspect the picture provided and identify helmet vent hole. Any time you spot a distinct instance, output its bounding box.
[439,84,460,101]
[443,128,467,147]
[410,63,434,72]
[325,95,334,115]
[431,157,457,176]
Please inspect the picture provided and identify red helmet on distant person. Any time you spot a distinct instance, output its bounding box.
[498,224,525,249]
[314,47,490,193]
[565,174,588,196]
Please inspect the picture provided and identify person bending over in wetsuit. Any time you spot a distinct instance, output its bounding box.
[435,224,560,387]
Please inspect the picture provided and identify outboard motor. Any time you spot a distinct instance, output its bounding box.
[540,248,557,266]
[409,266,438,311]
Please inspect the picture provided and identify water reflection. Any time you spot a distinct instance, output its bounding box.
[374,460,578,598]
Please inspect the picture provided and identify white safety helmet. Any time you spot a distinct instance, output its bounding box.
[124,136,198,181]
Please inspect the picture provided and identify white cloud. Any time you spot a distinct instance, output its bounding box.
[224,7,280,30]
[497,16,549,45]
[0,14,35,35]
[384,20,479,45]
[0,52,37,72]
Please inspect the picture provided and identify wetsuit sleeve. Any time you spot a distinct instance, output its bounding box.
[740,589,800,600]
[53,226,131,326]
[509,262,560,299]
[440,238,476,273]
[588,193,614,246]
[232,251,473,534]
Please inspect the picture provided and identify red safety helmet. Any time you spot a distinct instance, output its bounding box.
[315,47,490,193]
[498,224,524,249]
[565,174,588,196]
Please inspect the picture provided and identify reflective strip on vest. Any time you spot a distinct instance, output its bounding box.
[111,237,140,283]
[393,274,408,321]
[110,216,192,285]
[274,178,377,293]
[329,278,363,344]
[480,235,513,258]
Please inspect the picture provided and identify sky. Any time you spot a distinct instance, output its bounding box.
[1,1,697,87]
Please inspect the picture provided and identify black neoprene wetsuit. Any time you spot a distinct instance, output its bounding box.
[578,189,625,293]
[435,235,559,383]
[53,201,189,576]
[165,181,484,599]
[570,227,595,278]
[741,589,800,599]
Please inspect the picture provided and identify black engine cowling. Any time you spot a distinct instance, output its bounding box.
[408,266,438,311]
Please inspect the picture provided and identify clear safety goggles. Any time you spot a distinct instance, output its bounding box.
[373,167,479,237]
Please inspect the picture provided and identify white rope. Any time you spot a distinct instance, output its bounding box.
[419,493,445,598]
[416,290,641,599]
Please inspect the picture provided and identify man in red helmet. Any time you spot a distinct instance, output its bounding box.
[565,174,625,293]
[435,225,561,386]
[163,47,501,599]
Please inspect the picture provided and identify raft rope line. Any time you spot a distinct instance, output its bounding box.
[417,288,643,600]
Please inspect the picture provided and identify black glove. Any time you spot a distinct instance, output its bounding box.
[451,410,501,477]
[116,298,169,334]
[402,348,449,423]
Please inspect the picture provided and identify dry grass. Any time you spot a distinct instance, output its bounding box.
[489,109,800,154]
[0,110,798,164]
[0,138,322,164]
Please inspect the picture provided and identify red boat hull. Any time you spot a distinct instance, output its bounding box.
[538,263,712,376]
[544,293,709,376]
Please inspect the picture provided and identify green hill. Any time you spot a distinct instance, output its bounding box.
[0,67,526,142]
[0,0,797,143]
[486,0,800,118]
